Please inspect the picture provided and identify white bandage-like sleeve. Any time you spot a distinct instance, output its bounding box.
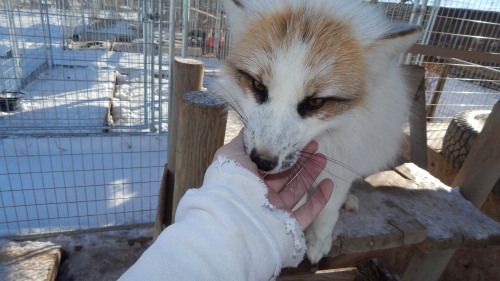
[118,156,306,281]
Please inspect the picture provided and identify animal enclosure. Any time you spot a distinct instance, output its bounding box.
[0,0,498,241]
[0,0,499,280]
[0,0,230,238]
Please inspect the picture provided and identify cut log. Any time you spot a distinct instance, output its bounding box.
[0,241,61,281]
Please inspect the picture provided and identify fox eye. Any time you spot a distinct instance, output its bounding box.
[252,79,267,95]
[306,98,326,109]
[298,97,328,118]
[235,69,269,103]
[251,79,268,103]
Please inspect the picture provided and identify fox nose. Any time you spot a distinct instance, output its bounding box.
[250,149,278,172]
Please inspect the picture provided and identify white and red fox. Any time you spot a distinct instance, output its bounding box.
[218,0,421,263]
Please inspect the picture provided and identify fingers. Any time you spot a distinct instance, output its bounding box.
[292,178,334,231]
[213,131,259,174]
[213,132,244,161]
[274,153,327,209]
[264,141,320,192]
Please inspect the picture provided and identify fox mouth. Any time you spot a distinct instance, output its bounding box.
[249,149,297,173]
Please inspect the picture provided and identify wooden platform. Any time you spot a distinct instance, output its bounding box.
[329,163,500,258]
[278,268,357,281]
[0,240,61,281]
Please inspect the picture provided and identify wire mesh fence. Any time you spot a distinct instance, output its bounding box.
[0,0,231,238]
[381,0,499,181]
[0,0,498,237]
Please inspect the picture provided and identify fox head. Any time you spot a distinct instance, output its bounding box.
[219,0,421,173]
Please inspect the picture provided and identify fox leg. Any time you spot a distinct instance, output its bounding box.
[305,180,351,264]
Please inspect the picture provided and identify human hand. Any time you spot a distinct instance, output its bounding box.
[214,132,333,230]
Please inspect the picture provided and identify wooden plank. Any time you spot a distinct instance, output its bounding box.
[365,170,413,188]
[443,57,500,81]
[403,101,500,281]
[395,163,500,246]
[404,65,428,169]
[351,164,500,251]
[330,175,427,257]
[318,248,399,270]
[0,241,61,281]
[324,159,500,281]
[278,268,357,281]
[426,64,450,119]
[407,44,500,64]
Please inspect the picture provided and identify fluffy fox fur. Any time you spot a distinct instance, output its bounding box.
[218,0,421,263]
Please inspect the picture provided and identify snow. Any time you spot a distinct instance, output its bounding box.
[0,7,207,237]
[47,228,152,281]
[335,164,500,242]
[0,67,115,134]
[427,77,500,121]
[110,70,169,132]
[0,227,152,281]
[0,239,61,280]
[0,135,167,236]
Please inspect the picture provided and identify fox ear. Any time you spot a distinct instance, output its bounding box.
[223,0,250,44]
[370,23,421,59]
[230,0,245,9]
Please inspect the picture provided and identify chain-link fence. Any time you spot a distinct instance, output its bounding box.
[382,0,499,169]
[1,0,498,237]
[0,0,229,237]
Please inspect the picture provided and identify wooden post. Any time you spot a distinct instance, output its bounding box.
[402,248,456,281]
[172,91,227,213]
[453,100,500,207]
[426,63,450,119]
[154,58,205,239]
[404,65,428,169]
[168,58,205,182]
[402,101,500,281]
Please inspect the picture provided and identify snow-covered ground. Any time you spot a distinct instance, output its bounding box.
[0,227,153,280]
[0,7,226,237]
[0,135,166,236]
[0,67,116,134]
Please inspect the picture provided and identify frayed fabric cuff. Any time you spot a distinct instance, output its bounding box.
[209,155,307,269]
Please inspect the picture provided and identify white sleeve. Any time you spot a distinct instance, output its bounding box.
[118,156,306,281]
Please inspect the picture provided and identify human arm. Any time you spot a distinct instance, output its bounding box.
[118,134,333,281]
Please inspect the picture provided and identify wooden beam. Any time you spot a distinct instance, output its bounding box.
[453,100,500,207]
[443,58,500,81]
[401,248,456,281]
[278,268,357,281]
[426,64,450,119]
[408,44,500,64]
[404,65,428,169]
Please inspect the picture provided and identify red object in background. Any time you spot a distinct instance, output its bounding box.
[206,36,223,48]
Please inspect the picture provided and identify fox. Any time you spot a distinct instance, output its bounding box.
[217,0,421,264]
